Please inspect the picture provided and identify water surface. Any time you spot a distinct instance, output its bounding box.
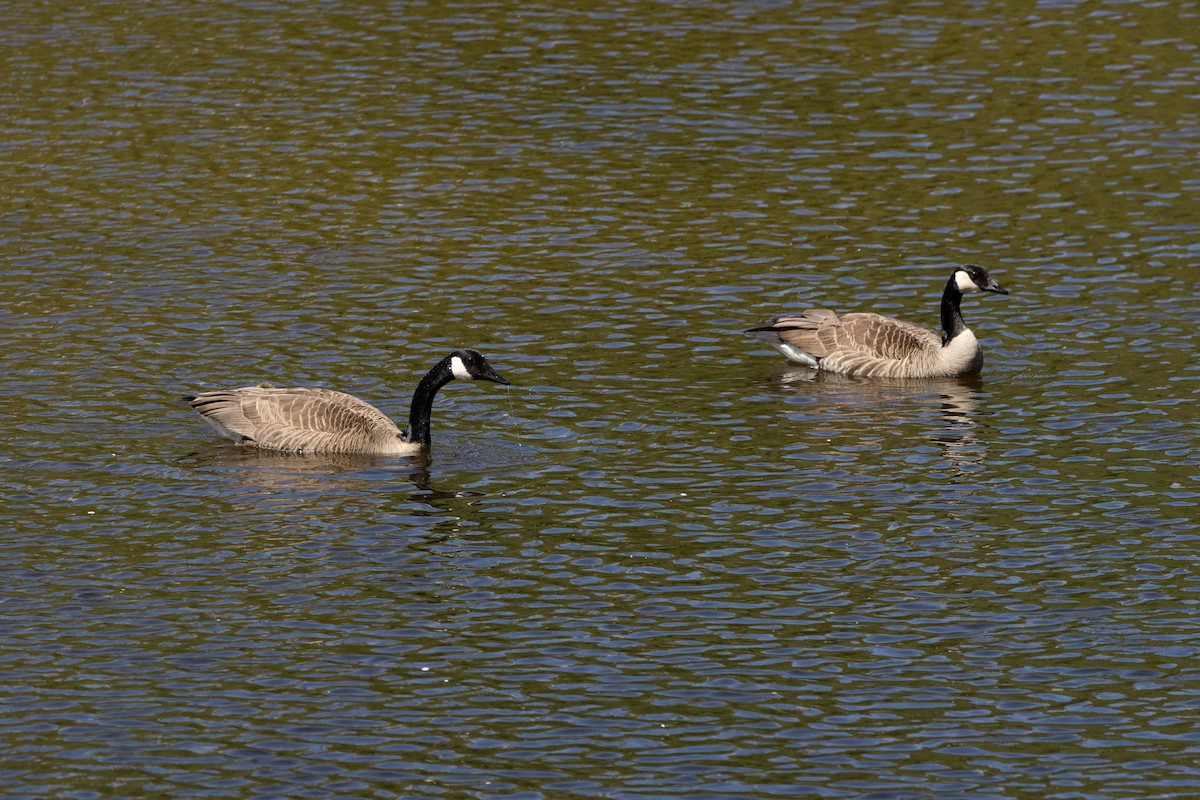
[2,1,1198,798]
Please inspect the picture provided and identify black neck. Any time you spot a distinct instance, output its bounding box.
[402,357,456,445]
[939,275,968,345]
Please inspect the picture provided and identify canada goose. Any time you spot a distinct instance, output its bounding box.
[185,349,510,455]
[745,265,1009,378]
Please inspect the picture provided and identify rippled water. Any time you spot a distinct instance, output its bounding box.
[2,1,1199,798]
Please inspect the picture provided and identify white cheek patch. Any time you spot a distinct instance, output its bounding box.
[955,270,980,293]
[450,356,472,380]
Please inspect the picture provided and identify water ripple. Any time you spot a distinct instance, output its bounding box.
[2,1,1199,798]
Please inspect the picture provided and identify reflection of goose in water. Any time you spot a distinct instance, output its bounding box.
[192,445,429,476]
[187,445,434,499]
[185,441,518,523]
[766,369,987,470]
[747,266,1009,378]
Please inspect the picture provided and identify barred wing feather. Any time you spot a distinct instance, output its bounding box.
[188,387,404,454]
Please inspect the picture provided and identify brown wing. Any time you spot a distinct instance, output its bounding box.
[188,386,405,454]
[751,309,943,376]
[830,312,943,358]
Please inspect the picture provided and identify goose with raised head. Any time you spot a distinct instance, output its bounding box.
[745,265,1009,378]
[185,349,510,455]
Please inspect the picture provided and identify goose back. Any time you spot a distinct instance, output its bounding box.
[188,386,416,455]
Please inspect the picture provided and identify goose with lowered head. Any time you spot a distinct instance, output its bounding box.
[745,265,1009,378]
[185,348,510,455]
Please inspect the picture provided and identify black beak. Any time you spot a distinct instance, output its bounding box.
[480,368,511,386]
[985,278,1009,295]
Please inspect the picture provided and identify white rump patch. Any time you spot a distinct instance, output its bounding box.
[450,355,472,380]
[777,343,820,368]
[201,417,244,444]
[955,270,980,293]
